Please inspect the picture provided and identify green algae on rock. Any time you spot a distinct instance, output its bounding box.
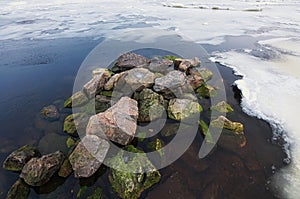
[196,84,217,98]
[3,145,41,172]
[211,101,234,113]
[63,113,88,137]
[87,187,103,199]
[6,179,30,199]
[58,158,73,178]
[64,91,89,108]
[199,120,215,144]
[211,116,244,133]
[148,139,163,157]
[168,98,202,121]
[136,88,165,122]
[108,145,161,199]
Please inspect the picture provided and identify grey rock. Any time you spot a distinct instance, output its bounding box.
[20,151,65,186]
[104,72,126,91]
[69,135,110,178]
[147,57,173,73]
[124,68,156,92]
[86,97,138,145]
[6,179,30,199]
[168,98,202,121]
[83,70,111,99]
[112,52,149,72]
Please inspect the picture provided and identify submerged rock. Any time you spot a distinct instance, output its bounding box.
[20,151,65,186]
[41,105,60,121]
[64,91,89,108]
[69,135,110,178]
[168,98,202,121]
[58,158,73,178]
[112,52,149,72]
[153,70,188,99]
[108,145,161,199]
[196,84,217,98]
[211,101,234,113]
[6,179,30,199]
[83,70,111,99]
[86,97,138,145]
[63,113,88,137]
[136,88,165,122]
[124,68,156,92]
[3,145,40,172]
[87,187,103,199]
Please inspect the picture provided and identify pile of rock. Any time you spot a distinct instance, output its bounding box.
[3,52,246,199]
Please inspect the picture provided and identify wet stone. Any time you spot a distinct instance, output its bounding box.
[41,105,60,121]
[6,179,30,199]
[112,52,149,72]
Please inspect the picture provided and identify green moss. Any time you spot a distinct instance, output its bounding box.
[210,116,244,133]
[198,68,213,82]
[108,145,161,199]
[63,114,79,137]
[148,139,163,157]
[64,91,88,108]
[66,137,76,148]
[168,99,203,121]
[163,55,181,61]
[87,187,102,199]
[199,120,215,144]
[99,91,113,97]
[211,101,234,113]
[196,84,217,98]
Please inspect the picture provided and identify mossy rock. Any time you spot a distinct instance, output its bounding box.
[58,158,73,178]
[198,68,213,82]
[63,113,88,137]
[64,91,89,108]
[148,139,163,157]
[211,101,234,113]
[210,116,244,133]
[168,99,202,121]
[196,84,217,98]
[163,55,181,61]
[87,187,103,199]
[108,145,161,199]
[6,179,30,199]
[3,145,41,172]
[66,137,76,148]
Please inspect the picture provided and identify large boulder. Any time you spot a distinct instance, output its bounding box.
[108,145,161,199]
[3,145,40,172]
[153,70,188,99]
[6,179,30,199]
[168,98,202,121]
[136,88,165,122]
[86,97,138,145]
[69,135,110,178]
[83,70,111,99]
[123,68,156,92]
[64,91,89,108]
[20,151,65,186]
[41,105,60,121]
[112,52,149,72]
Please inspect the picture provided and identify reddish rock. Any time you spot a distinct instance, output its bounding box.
[83,70,111,98]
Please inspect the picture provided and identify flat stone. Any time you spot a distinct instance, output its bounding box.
[168,98,202,121]
[64,91,89,108]
[69,135,110,178]
[20,151,65,186]
[112,52,149,72]
[153,70,187,99]
[124,68,156,92]
[83,70,111,99]
[86,97,138,145]
[3,145,41,172]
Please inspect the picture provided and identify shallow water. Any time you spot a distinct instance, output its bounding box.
[0,0,299,198]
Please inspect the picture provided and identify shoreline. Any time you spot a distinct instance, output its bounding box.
[0,37,288,198]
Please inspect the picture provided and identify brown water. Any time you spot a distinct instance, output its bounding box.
[0,37,287,199]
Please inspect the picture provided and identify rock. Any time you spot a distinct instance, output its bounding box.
[147,57,173,73]
[211,116,244,133]
[92,68,112,78]
[64,91,89,108]
[63,113,89,137]
[164,55,181,61]
[58,158,73,178]
[153,70,187,99]
[136,88,165,122]
[196,84,217,98]
[83,70,111,99]
[175,57,200,72]
[3,145,40,172]
[41,105,60,121]
[189,68,213,82]
[108,145,161,199]
[66,137,76,148]
[211,101,234,113]
[6,179,30,199]
[187,72,204,90]
[20,151,65,186]
[69,135,110,178]
[112,52,149,72]
[38,133,68,155]
[124,68,156,92]
[210,116,246,150]
[168,99,202,121]
[148,139,163,157]
[104,72,127,91]
[87,187,103,199]
[86,97,138,145]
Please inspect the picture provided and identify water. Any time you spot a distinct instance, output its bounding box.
[0,0,300,198]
